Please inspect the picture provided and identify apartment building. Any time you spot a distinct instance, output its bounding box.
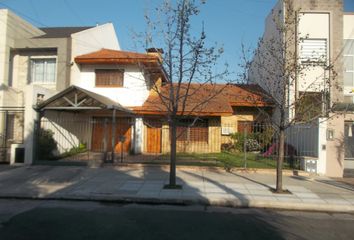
[0,9,120,164]
[249,0,354,177]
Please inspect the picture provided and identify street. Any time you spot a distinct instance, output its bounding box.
[0,199,353,240]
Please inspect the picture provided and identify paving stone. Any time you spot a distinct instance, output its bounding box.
[301,198,327,204]
[244,184,270,190]
[294,192,320,199]
[324,198,351,205]
[251,195,277,201]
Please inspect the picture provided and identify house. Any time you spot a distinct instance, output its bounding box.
[0,9,121,164]
[249,0,354,177]
[34,47,273,163]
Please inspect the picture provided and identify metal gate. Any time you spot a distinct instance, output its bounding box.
[0,108,24,163]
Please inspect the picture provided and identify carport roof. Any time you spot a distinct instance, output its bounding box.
[35,85,132,113]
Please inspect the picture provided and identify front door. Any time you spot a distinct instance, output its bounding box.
[145,120,162,153]
[91,118,131,153]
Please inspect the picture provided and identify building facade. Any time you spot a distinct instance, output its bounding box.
[0,9,120,164]
[249,0,354,177]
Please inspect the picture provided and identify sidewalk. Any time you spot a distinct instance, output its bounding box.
[0,165,353,212]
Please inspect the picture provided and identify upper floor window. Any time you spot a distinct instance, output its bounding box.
[95,69,124,87]
[299,39,327,63]
[344,39,354,87]
[30,58,56,84]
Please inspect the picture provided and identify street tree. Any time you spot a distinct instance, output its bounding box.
[142,0,229,188]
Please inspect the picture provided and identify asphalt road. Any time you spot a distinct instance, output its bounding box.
[0,199,353,240]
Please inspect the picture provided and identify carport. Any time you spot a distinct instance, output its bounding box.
[34,85,134,163]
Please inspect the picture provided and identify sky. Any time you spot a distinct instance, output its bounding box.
[1,0,354,76]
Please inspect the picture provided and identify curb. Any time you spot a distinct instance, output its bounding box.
[105,163,313,177]
[0,194,353,213]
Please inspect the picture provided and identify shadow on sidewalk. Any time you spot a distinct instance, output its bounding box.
[0,165,292,239]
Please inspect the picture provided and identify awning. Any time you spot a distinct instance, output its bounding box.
[35,85,133,114]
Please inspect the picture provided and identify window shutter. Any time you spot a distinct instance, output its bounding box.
[95,69,124,87]
[300,39,327,62]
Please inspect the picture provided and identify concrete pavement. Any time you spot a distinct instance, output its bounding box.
[0,165,353,212]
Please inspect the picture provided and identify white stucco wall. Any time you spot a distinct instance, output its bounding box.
[317,118,327,175]
[248,0,284,124]
[0,9,43,101]
[73,64,150,107]
[134,118,144,154]
[249,0,284,93]
[297,13,330,92]
[24,85,57,164]
[298,13,329,39]
[70,23,121,84]
[343,14,354,40]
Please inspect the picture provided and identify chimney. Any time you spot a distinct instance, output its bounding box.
[146,48,164,96]
[146,48,164,62]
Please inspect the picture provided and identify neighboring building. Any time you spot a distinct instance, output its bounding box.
[36,48,273,160]
[249,0,354,177]
[0,9,120,164]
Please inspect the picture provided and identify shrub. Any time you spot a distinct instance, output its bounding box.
[221,143,235,152]
[230,132,261,152]
[245,138,261,152]
[38,129,58,160]
[61,142,87,158]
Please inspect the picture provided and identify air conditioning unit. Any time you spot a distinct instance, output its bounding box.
[221,127,233,136]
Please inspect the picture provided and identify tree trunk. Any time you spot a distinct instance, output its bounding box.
[169,121,177,186]
[276,128,285,193]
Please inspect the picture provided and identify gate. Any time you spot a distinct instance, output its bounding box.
[0,108,24,163]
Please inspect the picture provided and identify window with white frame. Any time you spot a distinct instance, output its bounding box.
[344,39,354,88]
[299,39,327,63]
[30,58,56,84]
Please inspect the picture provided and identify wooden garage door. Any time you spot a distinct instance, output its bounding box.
[92,118,131,153]
[145,120,162,153]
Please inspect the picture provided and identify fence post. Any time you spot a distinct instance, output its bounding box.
[103,118,108,163]
[111,109,116,163]
[244,126,247,169]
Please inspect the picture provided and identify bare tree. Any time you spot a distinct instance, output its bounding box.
[243,0,339,193]
[142,0,229,188]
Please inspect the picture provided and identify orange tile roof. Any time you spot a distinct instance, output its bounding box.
[133,83,273,116]
[74,48,160,64]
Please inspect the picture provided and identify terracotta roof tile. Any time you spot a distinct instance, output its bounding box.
[134,83,273,116]
[74,48,160,64]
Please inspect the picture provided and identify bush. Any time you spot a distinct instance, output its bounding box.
[38,129,58,160]
[61,142,87,158]
[245,138,261,152]
[257,127,275,151]
[230,132,261,152]
[221,143,236,152]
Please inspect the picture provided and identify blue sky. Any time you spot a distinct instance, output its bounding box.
[1,0,354,75]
